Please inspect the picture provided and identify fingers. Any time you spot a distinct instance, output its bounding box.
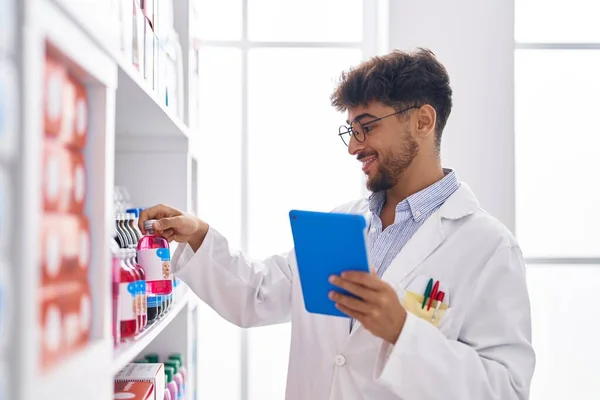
[334,302,366,320]
[162,229,175,242]
[138,204,182,233]
[154,216,182,231]
[339,270,385,290]
[329,275,377,302]
[329,291,371,314]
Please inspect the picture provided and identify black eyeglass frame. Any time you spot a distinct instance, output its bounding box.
[338,105,419,146]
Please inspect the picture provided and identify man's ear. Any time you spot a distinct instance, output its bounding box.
[415,105,436,137]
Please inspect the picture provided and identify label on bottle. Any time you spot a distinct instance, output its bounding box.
[136,280,147,317]
[119,282,137,321]
[138,248,172,281]
[147,295,160,308]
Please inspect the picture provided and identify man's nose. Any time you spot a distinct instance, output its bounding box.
[347,134,363,156]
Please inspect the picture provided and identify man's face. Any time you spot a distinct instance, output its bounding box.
[346,103,419,192]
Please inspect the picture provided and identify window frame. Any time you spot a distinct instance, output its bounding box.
[515,39,600,265]
[194,1,385,398]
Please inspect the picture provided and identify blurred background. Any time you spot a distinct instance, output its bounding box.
[1,0,598,399]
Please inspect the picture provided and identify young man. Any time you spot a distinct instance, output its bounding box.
[139,48,535,400]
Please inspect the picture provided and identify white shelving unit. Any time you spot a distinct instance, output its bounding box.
[5,0,202,399]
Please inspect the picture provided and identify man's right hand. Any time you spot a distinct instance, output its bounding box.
[138,204,209,251]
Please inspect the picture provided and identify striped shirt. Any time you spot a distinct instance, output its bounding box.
[368,169,460,277]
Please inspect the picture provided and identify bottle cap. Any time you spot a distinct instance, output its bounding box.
[164,360,178,374]
[145,353,159,363]
[168,353,183,364]
[144,219,157,231]
[126,208,140,217]
[165,366,174,382]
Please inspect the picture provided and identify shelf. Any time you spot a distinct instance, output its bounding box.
[112,289,192,374]
[115,58,190,138]
[36,341,112,400]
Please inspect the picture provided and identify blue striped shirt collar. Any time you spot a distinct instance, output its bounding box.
[368,168,460,222]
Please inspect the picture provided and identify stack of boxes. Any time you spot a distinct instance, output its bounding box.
[39,49,92,370]
[0,0,17,397]
[120,0,183,119]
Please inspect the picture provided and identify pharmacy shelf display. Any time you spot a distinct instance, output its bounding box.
[7,0,202,399]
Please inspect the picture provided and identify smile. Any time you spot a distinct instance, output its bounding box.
[361,155,377,173]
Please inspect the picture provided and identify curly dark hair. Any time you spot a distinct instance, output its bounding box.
[330,48,453,149]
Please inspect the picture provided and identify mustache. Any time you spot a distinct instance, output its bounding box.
[356,151,378,161]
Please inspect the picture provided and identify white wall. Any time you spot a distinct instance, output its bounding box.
[387,0,515,231]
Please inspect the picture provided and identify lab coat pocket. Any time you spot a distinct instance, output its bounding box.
[401,290,449,328]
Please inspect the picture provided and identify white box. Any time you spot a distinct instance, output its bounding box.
[0,0,15,55]
[0,168,9,249]
[0,60,17,163]
[120,0,134,63]
[0,258,10,356]
[115,363,165,400]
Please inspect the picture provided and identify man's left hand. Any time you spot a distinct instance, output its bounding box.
[329,268,407,344]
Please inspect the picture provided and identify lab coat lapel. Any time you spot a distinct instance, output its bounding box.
[379,211,444,288]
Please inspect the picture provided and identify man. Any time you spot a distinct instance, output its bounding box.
[140,48,535,399]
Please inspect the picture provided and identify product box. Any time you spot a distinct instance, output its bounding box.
[0,168,9,249]
[42,140,87,214]
[72,76,88,149]
[156,46,168,107]
[39,280,91,366]
[114,381,154,400]
[0,258,11,355]
[0,0,15,55]
[44,54,67,137]
[0,60,17,162]
[140,0,154,30]
[44,56,88,150]
[115,363,165,400]
[39,292,64,370]
[120,0,134,63]
[0,361,8,400]
[40,214,91,284]
[132,0,145,73]
[144,17,154,87]
[59,280,91,352]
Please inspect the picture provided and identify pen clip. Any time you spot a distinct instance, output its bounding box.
[421,278,433,309]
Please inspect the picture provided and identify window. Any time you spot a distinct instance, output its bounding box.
[515,3,600,260]
[192,1,380,399]
[515,3,600,399]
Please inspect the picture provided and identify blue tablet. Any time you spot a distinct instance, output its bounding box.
[289,209,371,318]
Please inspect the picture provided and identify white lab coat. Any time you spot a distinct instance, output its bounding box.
[173,183,535,400]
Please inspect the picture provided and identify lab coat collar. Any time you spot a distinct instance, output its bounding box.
[349,182,479,335]
[379,182,479,285]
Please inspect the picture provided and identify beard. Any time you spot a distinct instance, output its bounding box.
[365,131,419,193]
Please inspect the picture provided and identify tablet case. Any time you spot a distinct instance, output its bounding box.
[289,209,370,318]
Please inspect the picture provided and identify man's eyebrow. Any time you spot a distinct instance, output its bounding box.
[346,113,377,124]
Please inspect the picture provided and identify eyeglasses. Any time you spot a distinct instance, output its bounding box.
[338,106,419,146]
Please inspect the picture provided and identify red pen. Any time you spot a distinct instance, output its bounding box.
[427,280,439,311]
[431,291,445,322]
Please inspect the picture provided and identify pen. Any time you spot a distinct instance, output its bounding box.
[422,278,433,309]
[427,280,439,311]
[431,291,445,322]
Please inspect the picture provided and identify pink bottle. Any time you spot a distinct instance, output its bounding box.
[165,367,178,400]
[128,249,147,330]
[137,219,173,296]
[111,240,120,345]
[118,249,138,338]
[164,360,183,398]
